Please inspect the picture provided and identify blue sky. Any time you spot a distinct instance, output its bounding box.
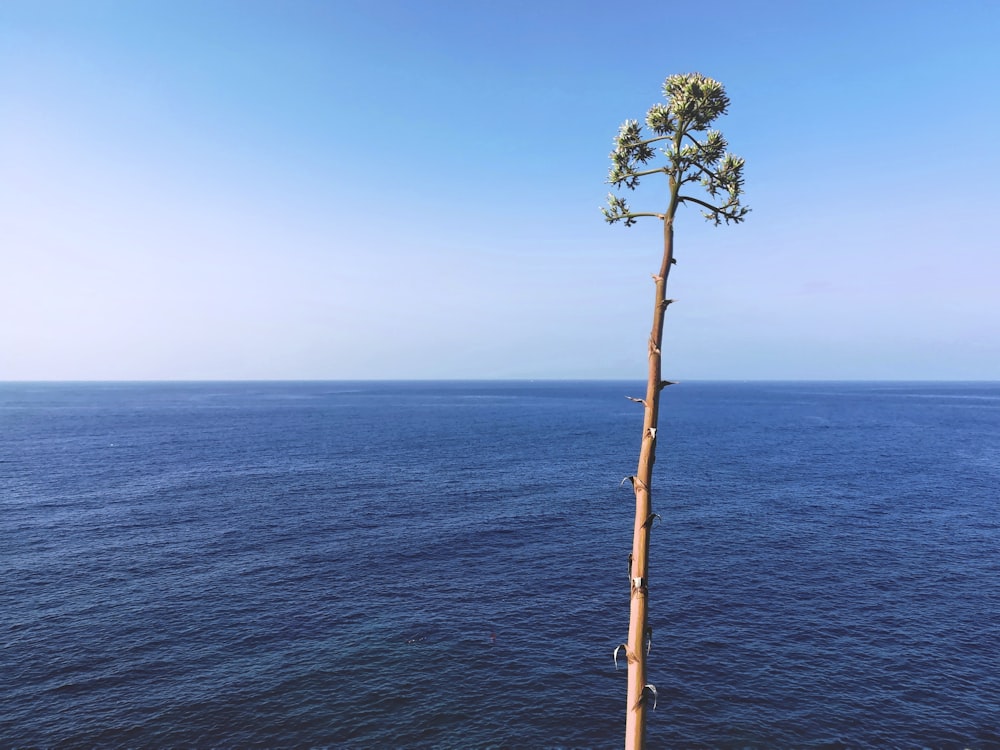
[2,0,998,380]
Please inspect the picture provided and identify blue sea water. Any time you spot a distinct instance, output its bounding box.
[1,380,999,749]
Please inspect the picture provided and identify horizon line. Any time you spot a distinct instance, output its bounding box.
[2,378,998,385]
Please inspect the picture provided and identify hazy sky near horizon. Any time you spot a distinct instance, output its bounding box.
[2,0,998,380]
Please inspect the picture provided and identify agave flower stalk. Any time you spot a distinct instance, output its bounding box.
[603,72,749,750]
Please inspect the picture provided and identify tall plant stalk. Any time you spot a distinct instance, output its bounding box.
[603,73,750,750]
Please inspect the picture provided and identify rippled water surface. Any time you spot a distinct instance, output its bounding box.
[2,381,999,748]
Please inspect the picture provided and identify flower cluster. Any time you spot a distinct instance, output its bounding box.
[601,193,637,226]
[663,73,730,131]
[608,120,656,189]
[602,72,749,227]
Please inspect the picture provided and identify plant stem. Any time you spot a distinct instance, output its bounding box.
[623,168,679,750]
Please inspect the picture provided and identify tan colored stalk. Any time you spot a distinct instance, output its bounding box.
[603,73,749,750]
[624,166,680,749]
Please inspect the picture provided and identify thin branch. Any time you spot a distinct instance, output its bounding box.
[608,166,669,185]
[683,160,718,183]
[682,131,715,151]
[619,212,665,220]
[677,194,726,214]
[679,194,745,223]
[676,168,709,187]
[634,134,674,148]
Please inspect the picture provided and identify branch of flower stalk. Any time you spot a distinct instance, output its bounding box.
[678,194,749,224]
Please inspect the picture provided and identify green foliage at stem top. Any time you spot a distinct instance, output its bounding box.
[602,73,750,227]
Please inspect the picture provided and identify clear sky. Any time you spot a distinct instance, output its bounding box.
[2,0,998,381]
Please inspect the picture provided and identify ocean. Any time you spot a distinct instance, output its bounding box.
[2,381,998,748]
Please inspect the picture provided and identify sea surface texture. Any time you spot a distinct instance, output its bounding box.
[2,381,998,748]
